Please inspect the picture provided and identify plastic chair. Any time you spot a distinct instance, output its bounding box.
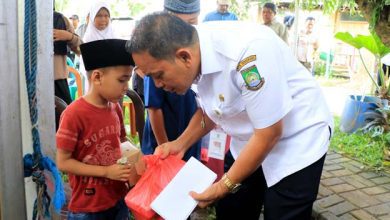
[123,89,145,145]
[55,96,68,131]
[67,66,83,100]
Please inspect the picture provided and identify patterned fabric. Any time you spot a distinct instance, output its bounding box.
[56,98,127,212]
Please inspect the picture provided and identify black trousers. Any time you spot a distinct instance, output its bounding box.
[216,151,326,220]
[55,79,72,105]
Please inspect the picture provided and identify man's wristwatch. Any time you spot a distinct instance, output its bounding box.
[221,173,241,193]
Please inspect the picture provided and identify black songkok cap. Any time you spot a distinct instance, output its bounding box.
[80,39,135,71]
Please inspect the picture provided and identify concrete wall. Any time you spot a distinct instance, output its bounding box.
[0,0,55,219]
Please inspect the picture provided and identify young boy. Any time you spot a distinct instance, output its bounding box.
[56,39,134,219]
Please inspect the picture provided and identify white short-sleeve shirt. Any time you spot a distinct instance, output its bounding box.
[195,22,333,187]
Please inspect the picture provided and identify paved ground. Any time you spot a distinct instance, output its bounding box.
[313,86,390,219]
[313,151,390,220]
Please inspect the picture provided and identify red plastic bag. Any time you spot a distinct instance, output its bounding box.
[125,155,185,220]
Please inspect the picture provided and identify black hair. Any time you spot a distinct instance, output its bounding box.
[127,12,198,60]
[263,2,276,14]
[306,16,315,21]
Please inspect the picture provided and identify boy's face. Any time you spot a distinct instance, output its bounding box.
[93,66,132,103]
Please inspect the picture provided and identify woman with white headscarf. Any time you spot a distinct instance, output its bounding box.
[80,2,117,92]
[83,2,117,42]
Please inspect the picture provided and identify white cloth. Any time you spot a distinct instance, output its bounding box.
[83,2,116,43]
[382,53,390,66]
[297,29,319,63]
[80,2,117,93]
[195,21,333,187]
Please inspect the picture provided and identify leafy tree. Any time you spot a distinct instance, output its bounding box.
[127,2,146,17]
[229,0,254,20]
[235,0,389,47]
[54,0,69,12]
[297,0,389,47]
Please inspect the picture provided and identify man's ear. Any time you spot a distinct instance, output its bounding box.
[176,48,192,67]
[90,69,104,85]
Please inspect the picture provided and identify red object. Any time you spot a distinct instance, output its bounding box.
[203,135,231,182]
[125,155,185,220]
[56,98,128,212]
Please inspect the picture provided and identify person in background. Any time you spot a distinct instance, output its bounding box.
[56,39,134,220]
[81,1,117,93]
[76,13,89,40]
[262,2,289,43]
[297,17,319,73]
[203,0,238,22]
[164,0,200,24]
[69,14,79,30]
[67,14,80,64]
[83,2,116,43]
[129,12,333,220]
[140,0,202,163]
[53,11,81,105]
[132,0,202,102]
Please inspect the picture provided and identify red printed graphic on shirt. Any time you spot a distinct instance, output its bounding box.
[56,98,128,212]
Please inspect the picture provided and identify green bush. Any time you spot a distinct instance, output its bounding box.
[331,116,386,169]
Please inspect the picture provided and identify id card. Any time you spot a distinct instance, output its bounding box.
[208,129,229,160]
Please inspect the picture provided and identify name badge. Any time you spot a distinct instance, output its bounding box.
[208,129,230,160]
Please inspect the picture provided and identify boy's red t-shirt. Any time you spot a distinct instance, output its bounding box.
[56,98,128,213]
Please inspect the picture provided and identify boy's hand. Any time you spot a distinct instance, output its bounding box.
[104,164,132,182]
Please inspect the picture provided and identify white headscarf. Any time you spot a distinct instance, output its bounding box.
[83,2,116,43]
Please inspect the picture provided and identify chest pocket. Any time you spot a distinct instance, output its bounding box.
[220,96,245,119]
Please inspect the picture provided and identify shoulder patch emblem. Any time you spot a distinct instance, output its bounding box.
[236,55,256,71]
[240,65,264,91]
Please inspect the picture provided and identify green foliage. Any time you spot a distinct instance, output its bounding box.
[331,116,386,168]
[335,32,390,57]
[314,61,328,77]
[54,0,69,12]
[229,0,252,20]
[127,2,146,17]
[335,31,390,98]
[287,0,357,14]
[108,0,145,18]
[368,0,389,29]
[361,101,390,136]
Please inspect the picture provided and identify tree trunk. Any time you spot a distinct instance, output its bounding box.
[355,0,390,48]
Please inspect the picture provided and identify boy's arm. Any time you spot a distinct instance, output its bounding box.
[56,148,132,182]
[148,107,169,145]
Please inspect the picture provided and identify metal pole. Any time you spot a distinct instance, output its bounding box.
[0,0,27,219]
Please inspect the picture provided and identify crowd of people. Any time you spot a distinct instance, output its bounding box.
[55,1,331,220]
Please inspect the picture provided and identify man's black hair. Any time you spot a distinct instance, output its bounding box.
[127,12,198,60]
[306,16,315,21]
[263,2,276,14]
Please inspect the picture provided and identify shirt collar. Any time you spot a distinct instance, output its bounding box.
[196,26,223,76]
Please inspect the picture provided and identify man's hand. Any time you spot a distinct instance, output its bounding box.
[154,139,186,159]
[190,180,229,208]
[104,164,132,182]
[53,29,73,42]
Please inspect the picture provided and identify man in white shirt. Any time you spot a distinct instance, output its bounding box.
[128,12,333,220]
[297,17,319,73]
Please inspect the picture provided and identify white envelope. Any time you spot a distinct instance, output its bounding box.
[150,157,217,220]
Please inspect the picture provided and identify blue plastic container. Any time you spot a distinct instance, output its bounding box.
[340,95,380,133]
